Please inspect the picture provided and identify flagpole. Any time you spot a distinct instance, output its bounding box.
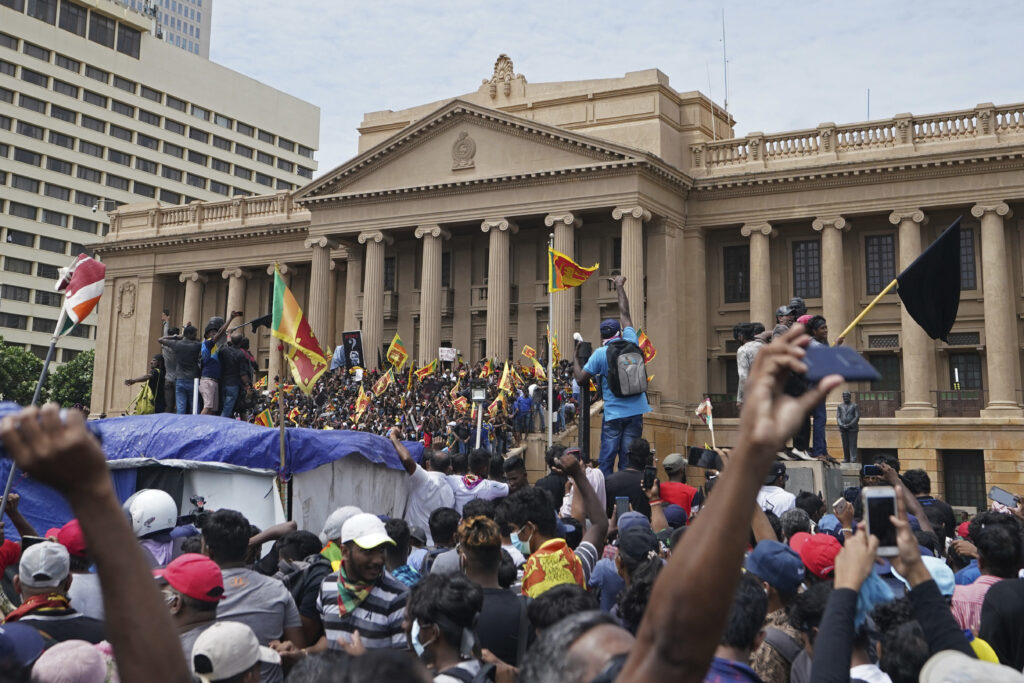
[277,344,291,521]
[547,233,554,450]
[0,306,69,522]
[836,277,897,341]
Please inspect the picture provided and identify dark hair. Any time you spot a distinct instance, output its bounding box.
[239,337,250,350]
[163,308,170,315]
[504,487,558,538]
[626,438,651,470]
[873,453,901,473]
[407,573,483,648]
[788,580,833,638]
[469,448,491,475]
[806,315,827,333]
[880,621,929,683]
[451,452,468,475]
[780,508,812,541]
[544,445,566,470]
[764,510,783,542]
[559,516,582,550]
[720,573,768,651]
[166,326,180,336]
[430,450,451,474]
[428,507,461,548]
[871,597,914,637]
[202,509,251,564]
[493,498,515,537]
[175,590,219,615]
[497,549,516,589]
[489,453,505,480]
[385,518,411,565]
[975,515,1024,577]
[503,455,526,474]
[286,649,428,683]
[795,491,825,520]
[751,322,765,335]
[902,469,931,496]
[458,516,502,573]
[616,557,663,634]
[520,610,618,682]
[914,530,940,558]
[668,525,686,549]
[462,498,496,521]
[527,583,599,631]
[277,530,323,562]
[180,535,202,554]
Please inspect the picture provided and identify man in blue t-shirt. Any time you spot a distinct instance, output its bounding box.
[573,275,651,475]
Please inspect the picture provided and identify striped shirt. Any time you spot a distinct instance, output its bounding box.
[317,569,409,650]
[952,574,1003,634]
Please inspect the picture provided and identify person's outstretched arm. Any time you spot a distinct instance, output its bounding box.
[618,326,843,683]
[553,450,609,553]
[613,274,633,331]
[389,427,417,475]
[0,405,190,682]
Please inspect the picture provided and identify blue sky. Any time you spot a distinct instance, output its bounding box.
[210,0,1024,177]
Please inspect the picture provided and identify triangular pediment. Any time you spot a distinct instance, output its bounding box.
[294,100,651,201]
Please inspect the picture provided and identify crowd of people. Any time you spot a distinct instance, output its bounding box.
[4,324,1024,682]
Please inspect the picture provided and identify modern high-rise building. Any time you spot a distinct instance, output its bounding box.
[0,0,319,362]
[117,0,212,58]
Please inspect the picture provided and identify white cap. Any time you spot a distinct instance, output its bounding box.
[341,513,395,550]
[192,621,280,681]
[319,506,362,545]
[19,541,70,589]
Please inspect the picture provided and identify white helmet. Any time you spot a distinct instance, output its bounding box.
[123,489,178,538]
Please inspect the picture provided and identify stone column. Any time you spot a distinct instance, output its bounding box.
[740,222,775,329]
[544,212,581,351]
[222,268,249,320]
[481,218,518,361]
[682,227,708,408]
[645,218,684,413]
[812,216,850,337]
[890,210,936,416]
[358,230,393,370]
[612,206,652,329]
[415,224,450,365]
[343,248,362,333]
[178,271,207,329]
[266,264,291,383]
[304,236,338,345]
[971,201,1022,415]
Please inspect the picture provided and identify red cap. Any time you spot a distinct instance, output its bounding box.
[56,520,87,558]
[957,521,970,540]
[153,553,225,603]
[790,532,841,579]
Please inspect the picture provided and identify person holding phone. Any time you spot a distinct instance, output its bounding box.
[604,438,653,520]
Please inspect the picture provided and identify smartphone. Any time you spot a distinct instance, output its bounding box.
[20,535,48,550]
[804,345,882,383]
[614,496,630,522]
[831,497,846,513]
[989,486,1020,508]
[642,466,657,491]
[862,486,898,556]
[862,464,883,477]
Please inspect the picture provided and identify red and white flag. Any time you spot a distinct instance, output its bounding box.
[56,254,106,336]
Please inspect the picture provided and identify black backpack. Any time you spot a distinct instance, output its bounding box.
[605,339,648,398]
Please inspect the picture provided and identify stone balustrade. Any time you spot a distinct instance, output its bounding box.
[690,102,1024,175]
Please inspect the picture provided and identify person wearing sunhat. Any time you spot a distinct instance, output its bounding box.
[192,621,281,683]
[316,512,409,651]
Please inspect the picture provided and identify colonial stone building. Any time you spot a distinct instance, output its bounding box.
[91,56,1024,508]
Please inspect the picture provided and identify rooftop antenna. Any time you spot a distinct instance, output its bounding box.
[706,61,717,141]
[721,8,729,115]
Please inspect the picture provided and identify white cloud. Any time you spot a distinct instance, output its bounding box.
[210,0,1024,177]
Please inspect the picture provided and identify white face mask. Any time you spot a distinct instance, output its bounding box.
[410,619,435,658]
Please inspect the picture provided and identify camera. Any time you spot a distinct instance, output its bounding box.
[177,494,209,528]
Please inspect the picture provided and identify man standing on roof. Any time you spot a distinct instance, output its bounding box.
[573,275,651,476]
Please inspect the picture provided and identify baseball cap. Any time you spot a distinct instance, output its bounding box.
[320,505,362,544]
[600,319,621,339]
[891,555,956,597]
[29,640,107,683]
[341,513,395,550]
[408,525,427,545]
[662,453,685,474]
[796,314,813,325]
[53,520,87,558]
[0,623,45,671]
[617,511,650,533]
[764,461,787,486]
[789,532,841,579]
[617,526,660,563]
[745,540,806,594]
[19,541,70,589]
[957,521,971,540]
[154,553,225,603]
[818,514,842,534]
[775,305,792,318]
[919,650,1024,683]
[663,504,688,528]
[192,621,280,681]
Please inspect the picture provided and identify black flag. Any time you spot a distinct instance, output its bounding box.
[249,313,272,332]
[896,217,961,341]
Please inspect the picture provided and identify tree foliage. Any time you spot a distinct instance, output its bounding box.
[47,349,94,408]
[0,338,45,405]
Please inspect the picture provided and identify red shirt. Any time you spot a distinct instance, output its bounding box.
[660,482,697,517]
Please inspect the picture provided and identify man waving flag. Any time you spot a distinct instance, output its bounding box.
[271,264,328,394]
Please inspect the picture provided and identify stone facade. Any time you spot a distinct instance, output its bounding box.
[92,56,1024,508]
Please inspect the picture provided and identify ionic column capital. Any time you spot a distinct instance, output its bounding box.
[304,236,339,250]
[221,267,251,280]
[740,222,775,238]
[266,263,291,276]
[888,209,928,226]
[357,230,394,245]
[812,216,850,232]
[971,201,1013,220]
[414,224,452,240]
[178,271,207,284]
[544,212,582,229]
[612,205,652,222]
[480,218,518,235]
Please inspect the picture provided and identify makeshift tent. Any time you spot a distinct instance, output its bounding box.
[0,403,421,541]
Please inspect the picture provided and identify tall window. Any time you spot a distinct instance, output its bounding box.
[723,245,750,303]
[88,13,116,48]
[869,355,901,392]
[441,252,451,288]
[948,352,982,390]
[383,257,396,291]
[58,0,87,35]
[792,240,821,299]
[865,234,895,295]
[26,0,57,23]
[612,238,622,271]
[960,227,976,290]
[942,451,986,510]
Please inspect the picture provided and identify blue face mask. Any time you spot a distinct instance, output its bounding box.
[511,527,533,556]
[410,619,434,658]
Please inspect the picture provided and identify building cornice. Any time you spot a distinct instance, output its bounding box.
[92,224,311,255]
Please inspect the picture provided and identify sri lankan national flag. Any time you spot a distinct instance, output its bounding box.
[547,326,560,364]
[449,378,461,399]
[498,361,513,394]
[386,333,408,371]
[415,359,437,381]
[452,395,469,413]
[521,345,536,360]
[271,264,328,394]
[548,248,598,292]
[355,384,371,421]
[530,356,547,381]
[254,375,267,390]
[373,368,394,397]
[253,408,272,427]
[288,406,301,424]
[637,329,656,363]
[487,397,501,418]
[481,358,492,378]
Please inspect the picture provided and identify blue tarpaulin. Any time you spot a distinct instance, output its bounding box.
[0,403,421,539]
